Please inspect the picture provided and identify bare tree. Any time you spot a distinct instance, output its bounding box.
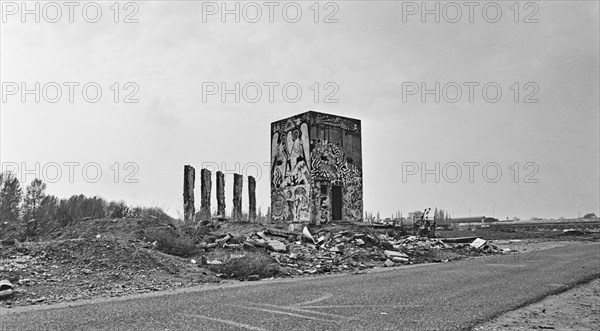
[23,178,47,221]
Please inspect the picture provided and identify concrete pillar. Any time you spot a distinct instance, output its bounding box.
[248,176,256,222]
[183,165,195,224]
[200,168,212,220]
[216,171,225,217]
[232,173,243,220]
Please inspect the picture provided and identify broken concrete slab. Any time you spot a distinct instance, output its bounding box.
[302,226,316,244]
[384,259,394,267]
[384,250,409,259]
[265,228,295,238]
[205,259,223,265]
[267,240,287,252]
[316,236,327,245]
[470,238,487,249]
[197,242,218,250]
[441,236,479,244]
[256,231,271,241]
[391,256,409,263]
[215,234,232,245]
[381,241,394,250]
[251,238,268,247]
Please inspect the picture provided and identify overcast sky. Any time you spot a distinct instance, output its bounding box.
[1,1,598,220]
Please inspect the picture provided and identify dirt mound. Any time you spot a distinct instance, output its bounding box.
[0,238,219,308]
[40,217,199,257]
[44,217,178,241]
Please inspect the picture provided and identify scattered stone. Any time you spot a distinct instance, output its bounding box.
[215,234,231,245]
[32,296,46,303]
[2,239,16,246]
[18,278,31,285]
[0,280,14,299]
[384,259,394,267]
[206,259,223,265]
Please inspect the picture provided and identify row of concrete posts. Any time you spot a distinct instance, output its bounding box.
[183,165,256,223]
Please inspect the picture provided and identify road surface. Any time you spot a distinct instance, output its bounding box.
[1,242,598,330]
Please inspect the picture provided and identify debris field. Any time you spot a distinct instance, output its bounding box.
[1,217,503,308]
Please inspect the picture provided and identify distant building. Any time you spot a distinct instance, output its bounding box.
[449,216,498,223]
[270,111,363,225]
[408,211,424,222]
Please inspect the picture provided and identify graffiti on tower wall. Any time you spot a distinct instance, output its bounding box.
[313,112,359,131]
[312,181,330,224]
[271,184,311,223]
[271,113,312,222]
[310,140,362,223]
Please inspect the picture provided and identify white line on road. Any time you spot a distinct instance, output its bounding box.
[178,313,267,331]
[241,305,338,323]
[258,303,351,320]
[291,293,333,307]
[302,304,418,308]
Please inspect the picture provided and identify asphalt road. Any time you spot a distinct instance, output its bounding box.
[1,242,598,330]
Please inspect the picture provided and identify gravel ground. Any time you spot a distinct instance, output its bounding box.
[474,277,600,330]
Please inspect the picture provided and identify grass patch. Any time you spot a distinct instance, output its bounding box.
[206,251,280,280]
[142,227,198,257]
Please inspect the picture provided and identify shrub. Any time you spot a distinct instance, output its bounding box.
[143,227,197,257]
[106,201,130,218]
[207,251,280,280]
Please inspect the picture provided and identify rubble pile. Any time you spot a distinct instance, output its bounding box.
[197,226,502,276]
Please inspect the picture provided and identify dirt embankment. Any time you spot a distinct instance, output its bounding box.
[0,217,222,308]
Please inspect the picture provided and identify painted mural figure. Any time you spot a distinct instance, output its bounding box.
[284,156,310,186]
[271,193,287,220]
[288,129,301,171]
[271,132,289,188]
[287,125,310,172]
[293,186,309,222]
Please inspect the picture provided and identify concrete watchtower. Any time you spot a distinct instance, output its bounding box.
[270,111,363,225]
